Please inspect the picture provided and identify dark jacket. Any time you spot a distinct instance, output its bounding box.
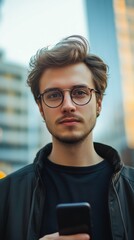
[0,143,134,240]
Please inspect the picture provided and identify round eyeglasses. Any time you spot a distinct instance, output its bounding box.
[37,85,100,108]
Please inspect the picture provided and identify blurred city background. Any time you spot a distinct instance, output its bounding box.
[0,0,134,176]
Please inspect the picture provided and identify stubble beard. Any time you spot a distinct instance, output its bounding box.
[45,118,97,145]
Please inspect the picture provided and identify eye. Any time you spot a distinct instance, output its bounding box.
[45,90,62,101]
[72,88,88,98]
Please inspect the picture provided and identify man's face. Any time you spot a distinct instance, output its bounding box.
[38,63,101,144]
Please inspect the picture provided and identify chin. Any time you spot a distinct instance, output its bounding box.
[54,133,89,144]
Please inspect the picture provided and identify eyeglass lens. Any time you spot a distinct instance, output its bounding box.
[42,87,92,108]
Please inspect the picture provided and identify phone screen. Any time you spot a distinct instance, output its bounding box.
[56,202,92,237]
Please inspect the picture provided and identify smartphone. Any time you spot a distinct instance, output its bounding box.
[56,202,92,238]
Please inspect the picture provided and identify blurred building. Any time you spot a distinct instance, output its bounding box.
[113,0,134,164]
[0,0,51,174]
[0,57,46,174]
[85,0,134,165]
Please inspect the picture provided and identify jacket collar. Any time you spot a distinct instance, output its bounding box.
[34,142,123,174]
[94,142,123,172]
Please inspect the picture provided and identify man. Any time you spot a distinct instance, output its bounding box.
[0,35,134,240]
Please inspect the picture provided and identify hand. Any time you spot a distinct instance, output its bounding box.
[39,232,90,240]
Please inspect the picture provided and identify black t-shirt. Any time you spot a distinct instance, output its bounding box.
[40,158,113,240]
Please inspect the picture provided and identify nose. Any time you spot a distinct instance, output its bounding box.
[61,91,76,113]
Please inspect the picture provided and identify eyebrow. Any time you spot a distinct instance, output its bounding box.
[42,84,89,93]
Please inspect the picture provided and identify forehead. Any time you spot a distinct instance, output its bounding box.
[39,63,94,91]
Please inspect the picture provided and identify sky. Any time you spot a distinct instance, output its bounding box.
[0,0,88,66]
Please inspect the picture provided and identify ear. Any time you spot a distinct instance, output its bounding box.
[37,100,45,119]
[96,98,102,117]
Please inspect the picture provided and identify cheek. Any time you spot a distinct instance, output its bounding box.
[82,104,96,117]
[43,108,57,123]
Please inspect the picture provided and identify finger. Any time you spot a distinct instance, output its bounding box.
[59,234,90,240]
[39,232,59,240]
[40,233,90,240]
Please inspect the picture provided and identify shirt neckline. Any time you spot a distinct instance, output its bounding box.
[44,158,110,174]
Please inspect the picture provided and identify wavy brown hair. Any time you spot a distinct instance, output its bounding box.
[27,35,108,102]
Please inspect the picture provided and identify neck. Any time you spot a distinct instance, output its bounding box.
[48,137,103,167]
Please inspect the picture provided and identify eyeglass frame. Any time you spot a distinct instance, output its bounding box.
[37,85,100,108]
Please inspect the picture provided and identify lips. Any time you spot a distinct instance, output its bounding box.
[56,114,83,125]
[57,117,81,124]
[58,117,81,124]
